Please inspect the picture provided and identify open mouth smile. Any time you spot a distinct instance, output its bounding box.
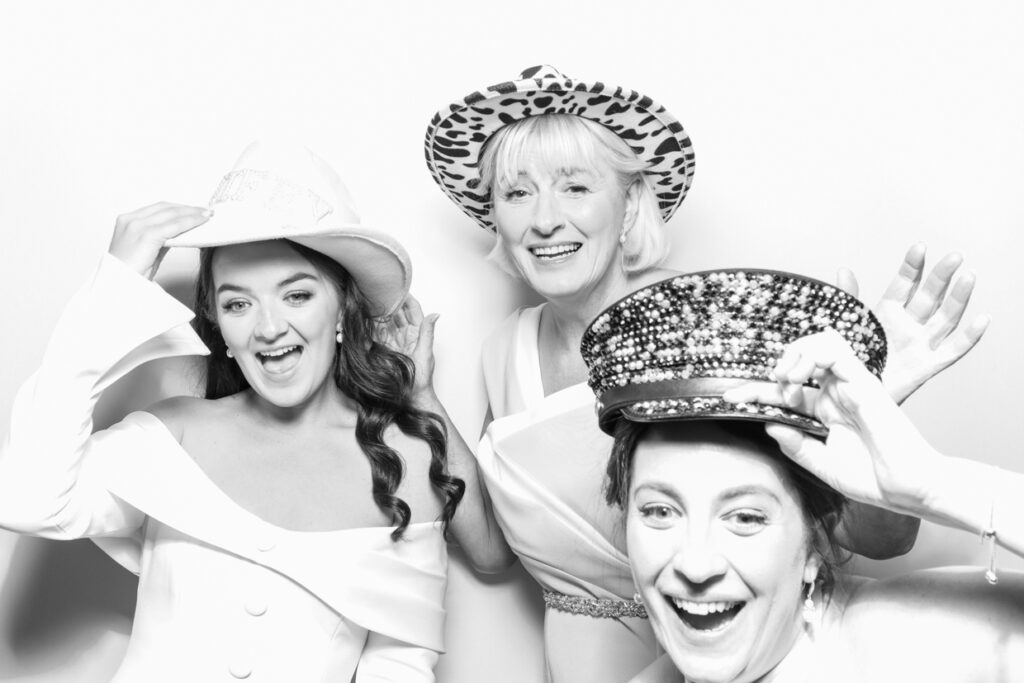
[669,597,745,632]
[528,243,582,261]
[255,345,303,374]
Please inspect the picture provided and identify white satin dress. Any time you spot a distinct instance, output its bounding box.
[479,305,659,683]
[0,256,448,682]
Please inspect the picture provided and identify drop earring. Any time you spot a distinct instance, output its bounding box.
[336,322,344,345]
[633,592,643,605]
[225,348,234,359]
[803,581,816,616]
[618,230,627,245]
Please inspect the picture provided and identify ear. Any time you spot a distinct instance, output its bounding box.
[803,553,822,585]
[802,525,827,584]
[623,179,642,232]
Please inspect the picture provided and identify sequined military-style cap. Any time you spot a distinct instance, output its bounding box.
[581,270,888,437]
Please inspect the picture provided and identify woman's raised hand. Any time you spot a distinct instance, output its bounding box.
[723,330,938,515]
[837,244,989,405]
[108,203,211,279]
[379,295,440,402]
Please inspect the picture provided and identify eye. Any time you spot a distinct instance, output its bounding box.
[285,290,313,305]
[723,510,768,536]
[637,502,680,529]
[501,188,529,201]
[220,299,250,314]
[564,183,591,195]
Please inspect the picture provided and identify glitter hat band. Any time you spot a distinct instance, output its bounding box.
[581,270,888,436]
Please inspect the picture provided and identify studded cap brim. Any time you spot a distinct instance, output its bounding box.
[619,394,827,438]
[594,376,827,437]
[583,269,887,437]
[424,65,695,232]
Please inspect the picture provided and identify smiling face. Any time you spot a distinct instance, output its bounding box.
[211,240,343,410]
[492,156,635,302]
[483,115,641,305]
[626,422,822,683]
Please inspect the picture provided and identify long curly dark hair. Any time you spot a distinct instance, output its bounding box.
[192,240,464,541]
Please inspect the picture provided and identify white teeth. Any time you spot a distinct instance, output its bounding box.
[530,243,581,258]
[258,345,299,358]
[672,599,739,615]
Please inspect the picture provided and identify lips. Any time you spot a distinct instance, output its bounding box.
[669,597,745,632]
[256,345,302,374]
[528,242,582,261]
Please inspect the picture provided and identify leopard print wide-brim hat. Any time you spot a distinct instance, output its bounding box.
[424,65,696,233]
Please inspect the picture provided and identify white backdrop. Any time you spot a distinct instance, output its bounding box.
[0,2,1022,681]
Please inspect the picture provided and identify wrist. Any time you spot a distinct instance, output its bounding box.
[918,454,992,533]
[411,387,442,411]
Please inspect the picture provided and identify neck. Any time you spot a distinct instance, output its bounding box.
[542,265,675,345]
[244,378,356,430]
[542,268,634,344]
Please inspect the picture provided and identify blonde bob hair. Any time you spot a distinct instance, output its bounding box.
[477,114,670,277]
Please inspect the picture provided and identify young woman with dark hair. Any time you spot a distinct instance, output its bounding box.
[583,271,1024,683]
[0,142,463,682]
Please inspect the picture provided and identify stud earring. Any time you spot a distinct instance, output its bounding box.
[336,322,344,345]
[618,230,627,245]
[225,348,234,359]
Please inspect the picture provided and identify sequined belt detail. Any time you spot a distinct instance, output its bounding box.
[543,591,648,619]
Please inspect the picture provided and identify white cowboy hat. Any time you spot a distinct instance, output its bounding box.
[167,140,411,317]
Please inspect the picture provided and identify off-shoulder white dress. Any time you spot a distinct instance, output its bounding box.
[479,305,659,683]
[0,256,447,682]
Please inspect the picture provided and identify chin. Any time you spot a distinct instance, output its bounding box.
[524,270,590,300]
[250,384,314,408]
[664,654,743,683]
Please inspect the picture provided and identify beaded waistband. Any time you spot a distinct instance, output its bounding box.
[543,590,648,619]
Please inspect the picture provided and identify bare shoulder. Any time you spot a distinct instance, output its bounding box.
[834,568,1024,681]
[845,566,1024,615]
[145,393,242,442]
[628,654,684,683]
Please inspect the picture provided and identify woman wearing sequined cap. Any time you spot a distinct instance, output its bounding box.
[584,271,1024,683]
[423,66,988,682]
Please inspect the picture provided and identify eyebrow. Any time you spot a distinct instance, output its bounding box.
[512,166,596,180]
[632,482,682,500]
[718,486,782,505]
[215,272,320,296]
[631,483,782,506]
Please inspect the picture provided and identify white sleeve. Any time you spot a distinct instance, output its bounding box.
[354,631,438,683]
[0,254,209,539]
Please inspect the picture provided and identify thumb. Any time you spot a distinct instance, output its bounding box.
[836,268,859,297]
[418,313,440,347]
[765,423,836,490]
[764,423,807,461]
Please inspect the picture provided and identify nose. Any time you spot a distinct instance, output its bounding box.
[670,528,729,587]
[253,304,288,342]
[530,190,564,237]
